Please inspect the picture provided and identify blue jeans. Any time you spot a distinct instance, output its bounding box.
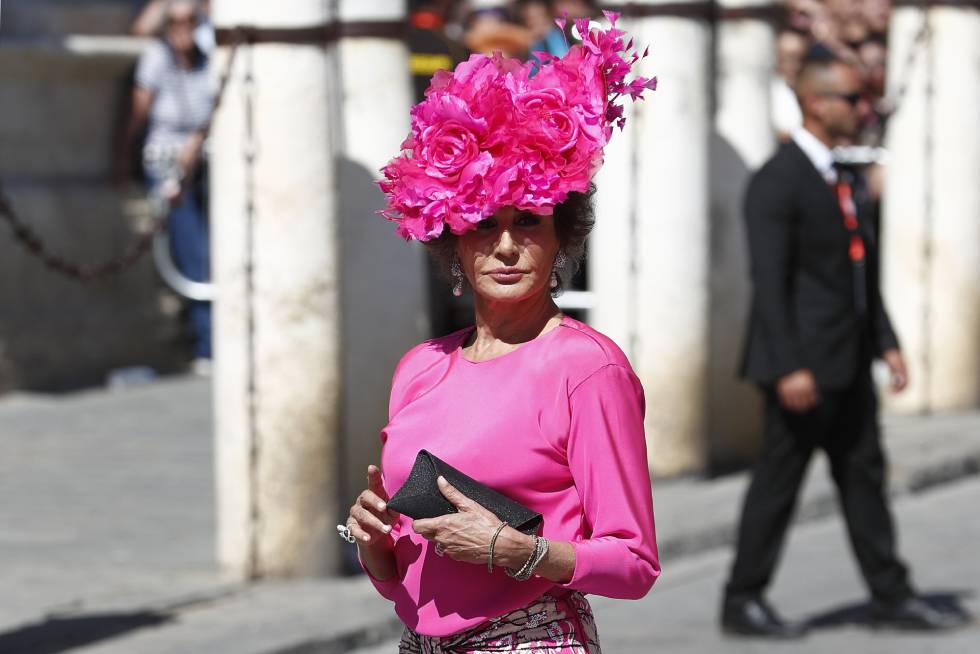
[148,173,212,359]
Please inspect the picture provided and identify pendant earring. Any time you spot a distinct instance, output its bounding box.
[450,256,464,297]
[551,250,566,289]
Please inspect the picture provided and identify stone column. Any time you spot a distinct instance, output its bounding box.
[334,0,430,520]
[210,0,343,578]
[708,1,777,466]
[592,1,713,477]
[883,4,980,413]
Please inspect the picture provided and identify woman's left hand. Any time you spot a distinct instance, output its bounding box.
[412,476,520,566]
[176,131,206,180]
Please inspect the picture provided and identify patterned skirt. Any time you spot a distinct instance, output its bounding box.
[398,591,601,653]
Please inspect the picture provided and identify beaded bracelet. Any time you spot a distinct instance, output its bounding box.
[487,521,509,574]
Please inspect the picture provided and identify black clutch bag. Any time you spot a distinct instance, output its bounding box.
[387,450,543,536]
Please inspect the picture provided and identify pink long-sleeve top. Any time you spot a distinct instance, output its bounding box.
[366,315,660,636]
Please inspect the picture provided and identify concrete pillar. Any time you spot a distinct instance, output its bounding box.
[334,0,431,519]
[592,1,713,477]
[708,1,777,468]
[882,5,980,413]
[713,4,777,168]
[210,0,343,578]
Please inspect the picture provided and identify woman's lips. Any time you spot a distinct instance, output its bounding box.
[486,268,527,284]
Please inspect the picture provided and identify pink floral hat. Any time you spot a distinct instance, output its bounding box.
[378,12,657,242]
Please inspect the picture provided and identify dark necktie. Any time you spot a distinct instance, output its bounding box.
[832,164,868,315]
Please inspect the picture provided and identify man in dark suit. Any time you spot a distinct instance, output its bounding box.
[720,53,963,637]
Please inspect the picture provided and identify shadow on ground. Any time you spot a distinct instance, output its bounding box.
[804,590,975,630]
[0,610,173,653]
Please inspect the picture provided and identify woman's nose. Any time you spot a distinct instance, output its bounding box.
[496,230,517,257]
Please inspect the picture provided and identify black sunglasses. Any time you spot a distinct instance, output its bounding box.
[167,14,200,27]
[821,91,862,106]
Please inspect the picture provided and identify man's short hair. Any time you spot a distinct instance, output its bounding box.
[795,45,852,103]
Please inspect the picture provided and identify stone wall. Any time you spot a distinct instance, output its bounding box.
[0,1,186,391]
[2,0,136,36]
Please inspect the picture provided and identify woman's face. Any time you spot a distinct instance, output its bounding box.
[455,206,560,304]
[520,2,554,41]
[165,2,199,54]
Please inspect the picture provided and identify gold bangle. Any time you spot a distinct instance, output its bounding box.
[487,522,509,574]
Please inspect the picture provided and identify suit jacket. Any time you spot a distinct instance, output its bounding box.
[739,140,899,389]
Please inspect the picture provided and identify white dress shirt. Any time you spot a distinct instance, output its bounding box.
[792,127,837,184]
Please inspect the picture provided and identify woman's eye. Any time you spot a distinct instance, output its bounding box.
[516,214,541,227]
[477,218,496,230]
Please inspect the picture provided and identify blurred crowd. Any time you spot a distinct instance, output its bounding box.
[776,0,891,147]
[409,0,894,149]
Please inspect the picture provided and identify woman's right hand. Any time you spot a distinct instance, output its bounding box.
[346,465,398,550]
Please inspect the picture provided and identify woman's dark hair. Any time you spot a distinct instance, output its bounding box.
[423,184,596,296]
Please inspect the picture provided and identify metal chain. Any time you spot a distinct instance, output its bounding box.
[0,187,164,281]
[0,36,242,282]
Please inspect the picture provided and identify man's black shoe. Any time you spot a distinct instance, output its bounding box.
[870,596,969,631]
[721,595,807,638]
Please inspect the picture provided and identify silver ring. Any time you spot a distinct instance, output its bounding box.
[336,523,356,544]
[434,543,446,557]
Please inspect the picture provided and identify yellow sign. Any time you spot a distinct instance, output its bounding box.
[410,53,453,76]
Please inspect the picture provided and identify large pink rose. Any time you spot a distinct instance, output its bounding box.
[419,121,481,181]
[539,107,581,153]
[558,141,602,182]
[446,153,495,232]
[515,89,581,154]
[487,157,527,208]
[411,95,486,141]
[515,88,564,115]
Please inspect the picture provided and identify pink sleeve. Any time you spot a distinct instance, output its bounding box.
[558,364,660,599]
[359,557,400,600]
[358,523,404,601]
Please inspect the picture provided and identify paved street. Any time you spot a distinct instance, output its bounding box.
[355,477,980,653]
[0,377,221,631]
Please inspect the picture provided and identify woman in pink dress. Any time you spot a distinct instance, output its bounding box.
[340,13,659,653]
